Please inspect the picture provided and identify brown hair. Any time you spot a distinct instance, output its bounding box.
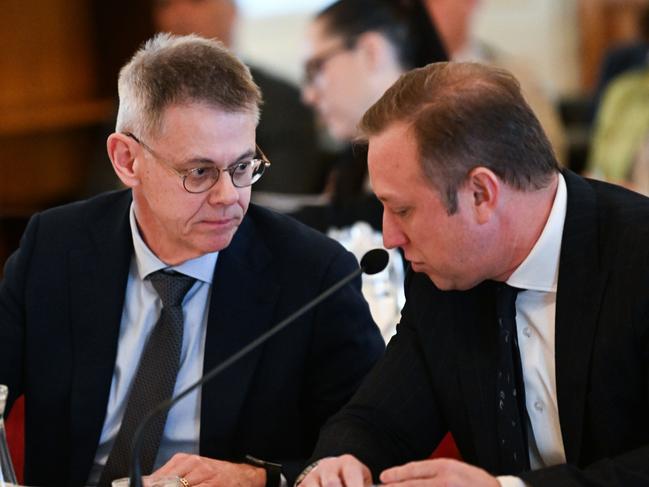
[360,62,559,213]
[116,33,261,137]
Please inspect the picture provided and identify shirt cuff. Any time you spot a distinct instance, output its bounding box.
[497,476,527,487]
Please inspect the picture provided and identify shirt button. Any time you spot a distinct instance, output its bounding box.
[523,327,532,338]
[534,400,544,412]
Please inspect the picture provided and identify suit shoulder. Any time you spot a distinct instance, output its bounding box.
[246,204,355,268]
[587,179,649,264]
[32,190,130,231]
[589,179,649,226]
[37,190,129,221]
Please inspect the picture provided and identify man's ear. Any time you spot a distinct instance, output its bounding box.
[107,132,140,188]
[355,31,393,72]
[466,166,500,224]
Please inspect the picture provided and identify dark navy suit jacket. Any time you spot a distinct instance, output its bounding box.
[0,190,384,486]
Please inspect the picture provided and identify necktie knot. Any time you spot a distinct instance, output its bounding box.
[149,271,196,307]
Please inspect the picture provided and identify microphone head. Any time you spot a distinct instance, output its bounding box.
[360,248,390,275]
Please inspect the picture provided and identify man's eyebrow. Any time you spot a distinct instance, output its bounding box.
[182,149,256,167]
[376,193,395,203]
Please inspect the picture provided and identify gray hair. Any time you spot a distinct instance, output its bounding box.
[116,33,262,137]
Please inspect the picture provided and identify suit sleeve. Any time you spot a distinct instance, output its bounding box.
[281,248,385,483]
[520,445,649,486]
[0,213,41,412]
[306,270,448,482]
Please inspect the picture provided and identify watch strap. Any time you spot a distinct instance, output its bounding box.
[245,454,282,487]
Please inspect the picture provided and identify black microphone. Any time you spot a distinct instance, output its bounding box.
[129,248,389,486]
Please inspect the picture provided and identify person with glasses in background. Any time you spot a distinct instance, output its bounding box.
[291,0,447,234]
[0,34,383,487]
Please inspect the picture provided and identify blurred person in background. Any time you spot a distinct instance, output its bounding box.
[423,0,567,164]
[153,0,327,200]
[587,65,649,192]
[589,3,649,124]
[295,0,447,233]
[586,3,649,194]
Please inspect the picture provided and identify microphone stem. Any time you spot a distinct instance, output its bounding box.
[129,267,363,487]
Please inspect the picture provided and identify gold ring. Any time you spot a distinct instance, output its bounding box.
[178,477,190,487]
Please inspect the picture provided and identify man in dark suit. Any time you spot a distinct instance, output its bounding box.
[298,62,649,487]
[0,34,383,487]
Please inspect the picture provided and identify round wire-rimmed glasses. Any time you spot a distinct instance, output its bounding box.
[303,37,358,87]
[125,132,271,193]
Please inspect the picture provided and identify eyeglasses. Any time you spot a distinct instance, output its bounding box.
[125,132,271,193]
[303,37,357,86]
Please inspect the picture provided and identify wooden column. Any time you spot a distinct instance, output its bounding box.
[579,0,649,91]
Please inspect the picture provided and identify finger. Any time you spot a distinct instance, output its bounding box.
[298,464,325,487]
[153,453,193,476]
[180,458,225,486]
[319,469,344,487]
[381,460,441,483]
[382,480,442,487]
[340,460,370,487]
[154,453,204,479]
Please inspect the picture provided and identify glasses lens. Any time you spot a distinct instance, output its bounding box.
[233,159,267,187]
[185,167,218,193]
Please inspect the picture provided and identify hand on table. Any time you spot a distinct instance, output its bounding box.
[299,455,372,487]
[299,456,500,487]
[152,453,265,487]
[380,458,500,487]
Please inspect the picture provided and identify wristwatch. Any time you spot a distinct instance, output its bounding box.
[244,454,283,487]
[294,460,320,487]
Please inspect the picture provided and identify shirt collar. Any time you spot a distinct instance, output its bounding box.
[129,203,218,284]
[506,173,567,293]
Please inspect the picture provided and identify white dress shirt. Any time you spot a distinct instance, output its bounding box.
[87,204,218,485]
[497,174,568,487]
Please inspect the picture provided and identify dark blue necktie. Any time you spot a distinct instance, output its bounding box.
[495,283,530,474]
[98,270,196,485]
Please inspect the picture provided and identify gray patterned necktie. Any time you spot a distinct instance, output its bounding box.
[98,270,196,486]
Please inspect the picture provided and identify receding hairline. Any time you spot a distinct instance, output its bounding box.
[359,63,521,137]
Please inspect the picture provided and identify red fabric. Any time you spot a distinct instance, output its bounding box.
[430,432,461,460]
[5,395,24,484]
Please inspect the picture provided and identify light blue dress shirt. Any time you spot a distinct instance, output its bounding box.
[87,204,218,485]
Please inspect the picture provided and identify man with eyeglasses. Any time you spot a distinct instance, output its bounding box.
[0,34,383,487]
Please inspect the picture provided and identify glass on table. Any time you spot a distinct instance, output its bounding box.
[112,476,181,487]
[0,384,18,487]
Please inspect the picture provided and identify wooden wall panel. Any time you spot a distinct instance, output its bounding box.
[0,0,153,270]
[0,0,98,109]
[579,0,649,91]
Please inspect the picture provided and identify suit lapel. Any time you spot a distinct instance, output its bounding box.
[554,171,607,464]
[199,212,280,459]
[455,282,501,473]
[67,191,133,485]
